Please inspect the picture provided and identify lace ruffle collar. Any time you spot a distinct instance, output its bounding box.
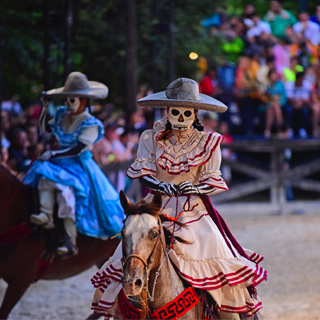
[154,120,223,174]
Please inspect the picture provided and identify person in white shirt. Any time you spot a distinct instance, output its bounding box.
[246,14,272,38]
[285,72,311,138]
[293,12,320,46]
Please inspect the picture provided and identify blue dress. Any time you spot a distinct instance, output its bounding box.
[24,107,125,238]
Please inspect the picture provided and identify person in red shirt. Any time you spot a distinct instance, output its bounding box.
[199,67,219,96]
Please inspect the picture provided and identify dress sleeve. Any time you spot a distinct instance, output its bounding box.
[78,126,99,147]
[198,144,229,194]
[127,130,157,179]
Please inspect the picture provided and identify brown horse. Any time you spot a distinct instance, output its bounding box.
[0,165,120,319]
[102,191,202,320]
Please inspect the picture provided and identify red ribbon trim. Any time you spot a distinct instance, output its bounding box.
[118,287,200,320]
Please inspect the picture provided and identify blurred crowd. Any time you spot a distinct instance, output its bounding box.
[0,91,233,199]
[2,0,320,196]
[200,0,320,139]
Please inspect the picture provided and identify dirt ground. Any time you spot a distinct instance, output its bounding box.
[1,206,320,320]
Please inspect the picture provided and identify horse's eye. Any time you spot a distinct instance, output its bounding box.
[150,231,158,239]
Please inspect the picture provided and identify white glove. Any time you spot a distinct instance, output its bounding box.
[39,150,53,161]
[158,182,179,196]
[178,181,199,195]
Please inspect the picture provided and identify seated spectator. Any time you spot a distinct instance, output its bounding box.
[128,111,147,133]
[285,72,311,138]
[273,37,291,76]
[310,5,320,26]
[263,1,297,38]
[199,67,221,97]
[290,34,319,62]
[246,14,272,39]
[1,146,9,167]
[22,143,44,170]
[257,56,276,91]
[264,69,287,138]
[93,123,134,192]
[218,36,244,94]
[293,12,320,46]
[285,25,298,43]
[243,4,257,20]
[297,41,312,70]
[1,110,11,149]
[1,94,23,116]
[198,110,219,132]
[25,124,38,146]
[8,128,29,172]
[234,56,262,135]
[283,56,304,82]
[311,78,320,137]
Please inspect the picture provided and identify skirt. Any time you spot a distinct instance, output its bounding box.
[24,151,125,238]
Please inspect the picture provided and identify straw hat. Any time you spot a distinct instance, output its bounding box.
[137,78,227,113]
[45,72,108,99]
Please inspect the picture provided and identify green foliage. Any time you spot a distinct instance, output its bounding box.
[1,0,311,108]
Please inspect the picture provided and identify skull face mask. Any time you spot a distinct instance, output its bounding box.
[168,107,195,131]
[66,97,81,113]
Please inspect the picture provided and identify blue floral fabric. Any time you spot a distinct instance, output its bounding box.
[24,107,125,238]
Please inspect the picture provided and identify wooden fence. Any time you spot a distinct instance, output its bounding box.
[214,139,320,207]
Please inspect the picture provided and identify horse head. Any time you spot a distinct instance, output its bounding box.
[119,190,165,298]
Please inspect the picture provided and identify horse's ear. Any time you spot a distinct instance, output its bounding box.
[119,190,133,211]
[152,191,162,211]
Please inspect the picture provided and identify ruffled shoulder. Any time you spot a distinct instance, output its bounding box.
[156,129,223,175]
[153,118,167,132]
[127,129,157,179]
[81,116,104,142]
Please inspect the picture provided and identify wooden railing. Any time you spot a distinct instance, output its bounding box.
[214,139,320,206]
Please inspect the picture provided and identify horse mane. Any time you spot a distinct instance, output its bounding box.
[124,198,191,245]
[123,199,160,217]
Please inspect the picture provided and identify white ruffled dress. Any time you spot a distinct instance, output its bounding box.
[91,120,267,318]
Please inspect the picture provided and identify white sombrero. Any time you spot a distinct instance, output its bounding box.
[45,72,109,99]
[137,77,227,113]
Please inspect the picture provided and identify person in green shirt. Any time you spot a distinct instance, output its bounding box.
[263,1,297,38]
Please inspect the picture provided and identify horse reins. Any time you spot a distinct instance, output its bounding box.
[122,216,168,303]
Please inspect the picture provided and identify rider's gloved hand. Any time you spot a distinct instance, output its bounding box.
[178,181,199,195]
[158,182,179,196]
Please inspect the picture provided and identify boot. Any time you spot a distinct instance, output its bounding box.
[30,189,55,229]
[217,311,241,320]
[57,217,78,256]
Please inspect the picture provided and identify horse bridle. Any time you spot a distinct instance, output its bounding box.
[121,216,168,302]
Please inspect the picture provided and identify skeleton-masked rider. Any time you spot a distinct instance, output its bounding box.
[91,78,267,320]
[24,72,125,256]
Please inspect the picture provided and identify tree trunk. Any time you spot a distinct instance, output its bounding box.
[125,0,138,114]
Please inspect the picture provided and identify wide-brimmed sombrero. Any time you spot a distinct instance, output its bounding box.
[45,72,108,99]
[137,77,227,113]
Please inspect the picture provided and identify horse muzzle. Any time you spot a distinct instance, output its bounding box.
[122,275,145,296]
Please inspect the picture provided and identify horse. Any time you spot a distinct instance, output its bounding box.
[102,190,202,320]
[98,191,260,320]
[0,165,120,319]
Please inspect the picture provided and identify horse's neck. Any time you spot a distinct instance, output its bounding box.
[148,252,185,311]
